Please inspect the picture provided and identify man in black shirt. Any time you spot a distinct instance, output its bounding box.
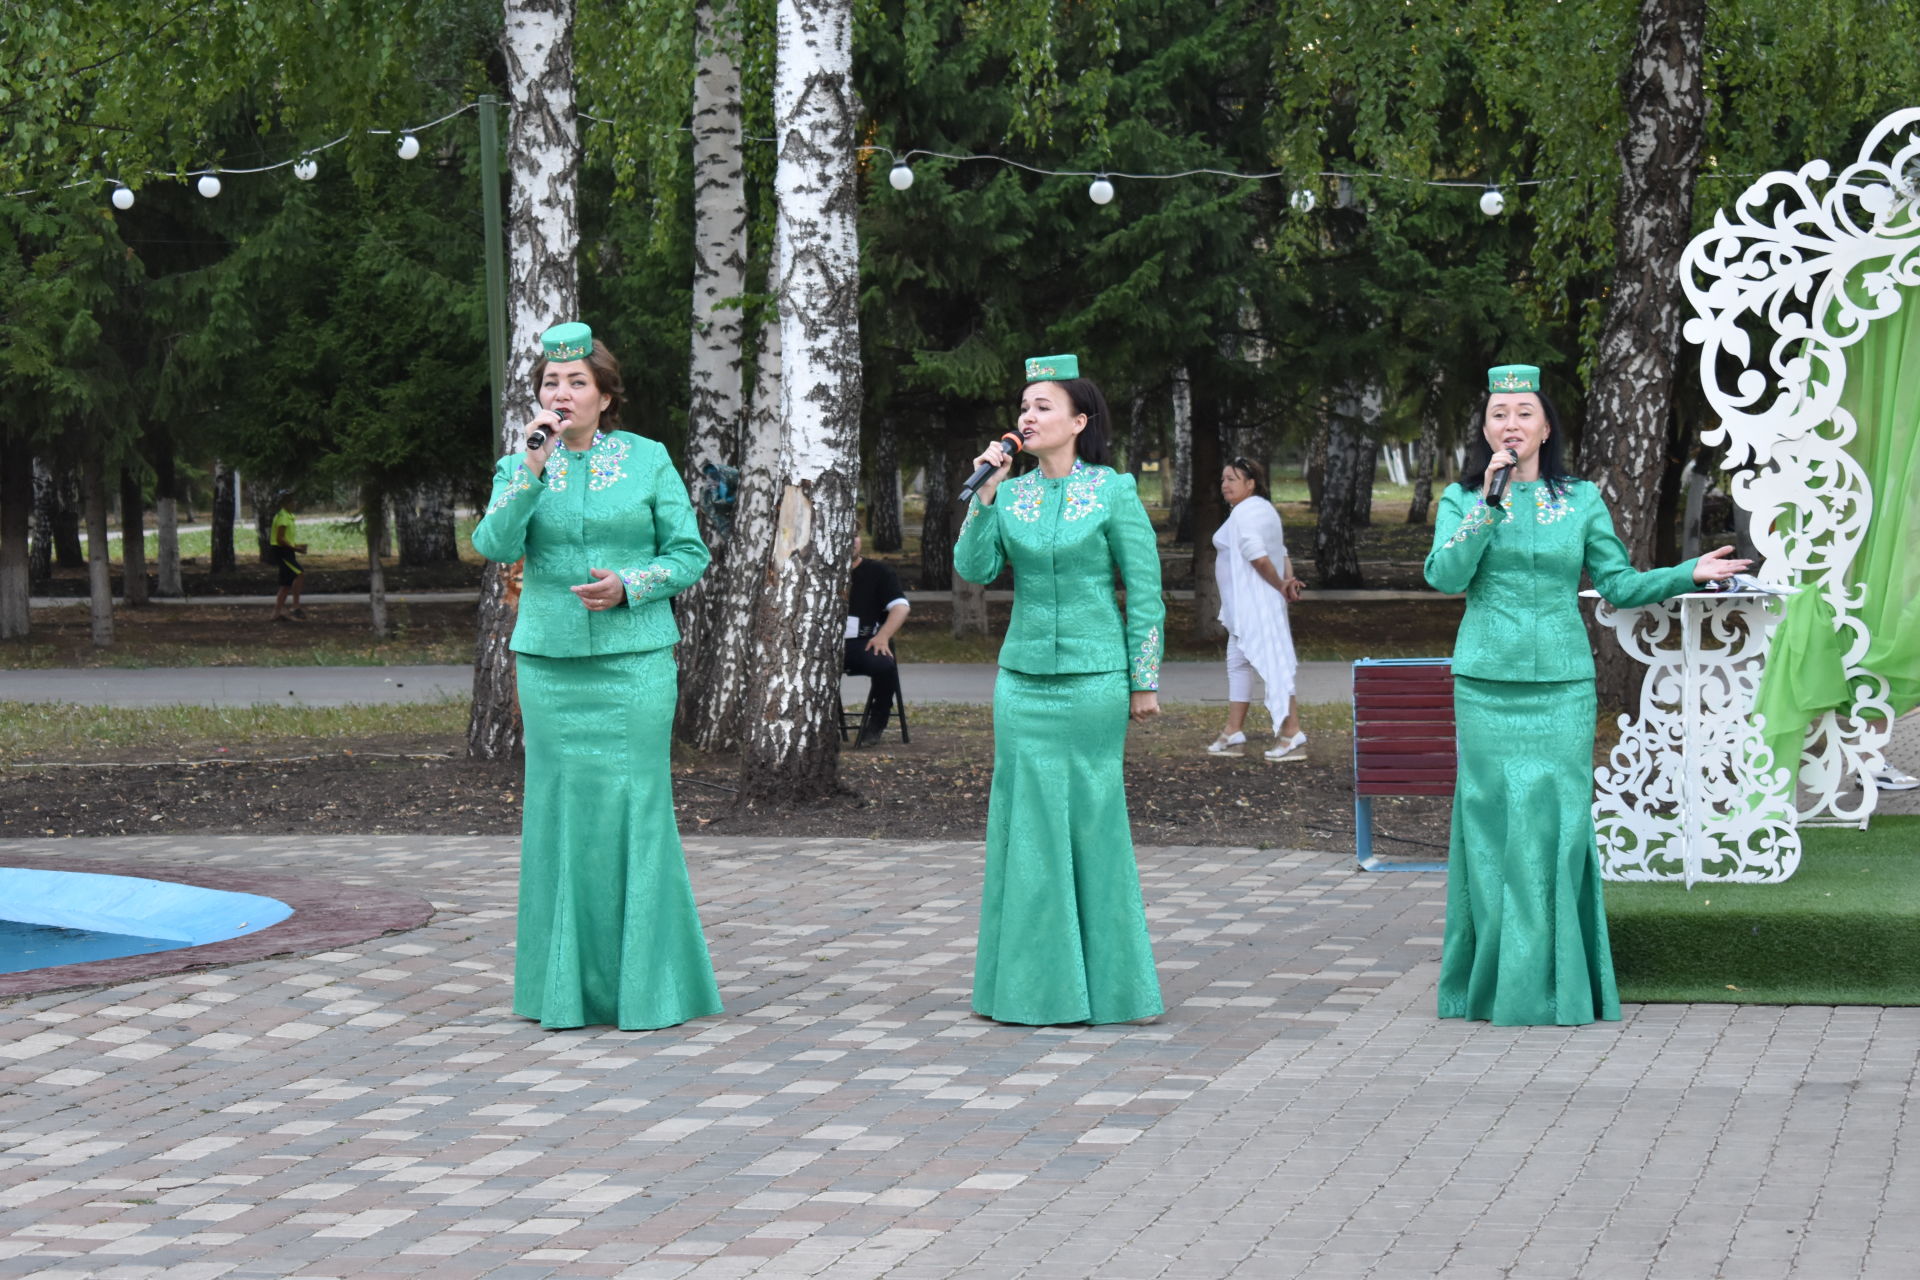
[846,533,910,747]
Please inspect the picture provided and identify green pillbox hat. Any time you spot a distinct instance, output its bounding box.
[542,322,594,361]
[1024,353,1079,381]
[1487,363,1541,393]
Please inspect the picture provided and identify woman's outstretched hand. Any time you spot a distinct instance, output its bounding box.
[1692,545,1754,584]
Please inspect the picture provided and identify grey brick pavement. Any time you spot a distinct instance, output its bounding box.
[0,834,1913,1279]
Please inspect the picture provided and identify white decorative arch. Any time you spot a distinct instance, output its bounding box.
[1678,106,1920,824]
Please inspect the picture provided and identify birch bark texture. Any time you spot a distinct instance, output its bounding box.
[470,0,582,762]
[739,0,863,804]
[686,290,782,753]
[675,0,751,740]
[1582,0,1708,709]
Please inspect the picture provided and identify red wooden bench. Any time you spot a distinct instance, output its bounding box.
[1352,658,1455,871]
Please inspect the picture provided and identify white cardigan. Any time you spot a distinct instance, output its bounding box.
[1212,496,1299,723]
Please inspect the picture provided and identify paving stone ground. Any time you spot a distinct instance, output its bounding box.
[1,834,1914,1280]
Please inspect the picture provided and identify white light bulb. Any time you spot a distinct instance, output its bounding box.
[1289,188,1316,213]
[111,185,135,210]
[294,157,318,181]
[197,174,222,198]
[1088,176,1116,206]
[1479,188,1506,217]
[397,134,421,160]
[888,161,914,191]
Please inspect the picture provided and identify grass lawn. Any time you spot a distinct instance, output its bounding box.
[1609,816,1920,1006]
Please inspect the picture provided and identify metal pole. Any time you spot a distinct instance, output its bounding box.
[479,94,509,449]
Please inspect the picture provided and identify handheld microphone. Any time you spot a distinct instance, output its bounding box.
[1486,447,1516,508]
[525,409,569,453]
[959,432,1025,503]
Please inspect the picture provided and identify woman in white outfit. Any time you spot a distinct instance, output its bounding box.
[1207,458,1307,761]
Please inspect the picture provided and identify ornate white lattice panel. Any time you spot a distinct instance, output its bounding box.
[1677,106,1918,823]
[1592,594,1800,884]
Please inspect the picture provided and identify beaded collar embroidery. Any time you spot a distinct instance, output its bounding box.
[546,430,630,493]
[1062,461,1108,521]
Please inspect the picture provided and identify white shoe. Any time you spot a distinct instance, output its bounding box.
[1264,732,1308,762]
[1873,766,1920,792]
[1206,732,1246,758]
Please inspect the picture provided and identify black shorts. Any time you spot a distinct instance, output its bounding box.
[273,547,302,586]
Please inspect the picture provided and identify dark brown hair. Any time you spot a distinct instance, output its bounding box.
[530,337,624,424]
[1225,456,1269,498]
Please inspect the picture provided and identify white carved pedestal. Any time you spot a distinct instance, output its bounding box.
[1588,590,1802,886]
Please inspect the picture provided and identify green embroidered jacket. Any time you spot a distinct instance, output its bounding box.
[954,460,1166,692]
[472,429,710,658]
[1424,478,1699,683]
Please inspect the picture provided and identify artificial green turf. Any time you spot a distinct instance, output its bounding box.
[1607,816,1920,1005]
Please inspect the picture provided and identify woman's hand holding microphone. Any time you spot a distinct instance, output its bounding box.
[967,438,1018,503]
[522,409,567,477]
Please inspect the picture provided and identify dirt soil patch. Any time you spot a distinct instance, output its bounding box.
[0,707,1454,862]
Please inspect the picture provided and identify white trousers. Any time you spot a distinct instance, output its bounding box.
[1225,635,1262,705]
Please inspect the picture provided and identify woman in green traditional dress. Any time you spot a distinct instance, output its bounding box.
[954,355,1167,1025]
[1423,364,1750,1027]
[471,322,722,1031]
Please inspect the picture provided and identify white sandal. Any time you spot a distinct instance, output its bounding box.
[1264,732,1308,762]
[1206,732,1247,758]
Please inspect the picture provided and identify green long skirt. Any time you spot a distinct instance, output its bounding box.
[974,669,1164,1025]
[514,648,722,1031]
[1439,675,1619,1027]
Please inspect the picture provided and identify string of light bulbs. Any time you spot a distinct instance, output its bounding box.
[15,102,481,209]
[35,98,1751,217]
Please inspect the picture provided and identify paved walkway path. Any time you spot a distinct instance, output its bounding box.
[0,834,1912,1279]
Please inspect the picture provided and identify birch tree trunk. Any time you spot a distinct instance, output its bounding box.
[739,0,862,805]
[29,458,53,586]
[868,420,902,552]
[210,461,236,574]
[82,455,113,647]
[153,442,182,596]
[119,467,148,606]
[686,291,782,753]
[470,0,581,762]
[249,481,274,564]
[1582,0,1708,710]
[674,0,752,741]
[0,446,30,639]
[1352,435,1377,529]
[1315,405,1367,589]
[1170,367,1192,542]
[365,488,390,637]
[395,477,458,564]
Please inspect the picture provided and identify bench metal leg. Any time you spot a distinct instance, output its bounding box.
[1355,795,1449,873]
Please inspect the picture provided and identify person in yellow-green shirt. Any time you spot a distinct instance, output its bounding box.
[270,492,307,622]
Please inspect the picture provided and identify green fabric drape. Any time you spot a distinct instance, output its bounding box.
[1753,278,1920,778]
[1845,286,1920,717]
